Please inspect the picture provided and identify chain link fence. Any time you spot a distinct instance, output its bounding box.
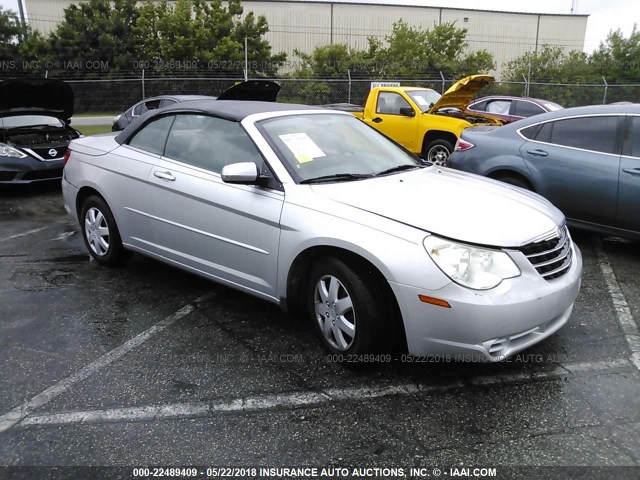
[58,73,640,113]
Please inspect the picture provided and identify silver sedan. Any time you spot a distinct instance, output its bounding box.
[61,100,582,361]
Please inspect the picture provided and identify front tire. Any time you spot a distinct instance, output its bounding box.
[423,139,454,166]
[307,257,386,355]
[80,195,129,266]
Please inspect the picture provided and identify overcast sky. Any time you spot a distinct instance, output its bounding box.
[1,0,637,53]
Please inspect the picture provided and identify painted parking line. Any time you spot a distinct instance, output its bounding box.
[15,358,634,429]
[0,292,218,433]
[596,240,640,370]
[0,227,48,243]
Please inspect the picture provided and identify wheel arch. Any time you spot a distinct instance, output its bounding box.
[422,130,458,152]
[75,186,108,221]
[487,168,535,191]
[284,245,407,351]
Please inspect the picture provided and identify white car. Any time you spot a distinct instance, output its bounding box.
[62,100,582,361]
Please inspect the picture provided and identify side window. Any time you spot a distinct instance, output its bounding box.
[143,99,161,112]
[485,100,511,115]
[469,100,487,112]
[629,117,640,157]
[164,114,262,173]
[127,115,175,155]
[550,116,619,154]
[133,99,160,116]
[514,100,545,117]
[376,92,411,115]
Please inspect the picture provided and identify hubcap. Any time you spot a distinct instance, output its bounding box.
[314,275,356,351]
[84,207,110,256]
[428,145,450,166]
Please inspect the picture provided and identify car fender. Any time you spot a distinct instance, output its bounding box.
[276,199,452,302]
[420,114,469,139]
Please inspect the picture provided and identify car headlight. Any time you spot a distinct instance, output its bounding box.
[424,235,520,290]
[0,143,27,158]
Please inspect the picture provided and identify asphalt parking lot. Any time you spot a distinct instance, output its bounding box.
[0,182,639,477]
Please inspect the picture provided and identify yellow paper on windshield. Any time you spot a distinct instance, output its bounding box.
[279,133,326,163]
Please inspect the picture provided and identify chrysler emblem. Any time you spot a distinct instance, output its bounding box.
[48,149,58,157]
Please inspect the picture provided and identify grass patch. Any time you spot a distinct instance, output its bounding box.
[76,125,112,136]
[74,111,120,117]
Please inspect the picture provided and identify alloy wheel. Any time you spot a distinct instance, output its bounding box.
[428,145,450,166]
[84,207,110,256]
[314,275,356,351]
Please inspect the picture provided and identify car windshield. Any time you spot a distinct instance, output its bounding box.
[259,113,423,183]
[407,89,442,112]
[0,115,64,129]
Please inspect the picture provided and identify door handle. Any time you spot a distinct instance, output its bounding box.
[526,149,548,157]
[622,167,640,176]
[153,170,176,181]
[372,117,383,124]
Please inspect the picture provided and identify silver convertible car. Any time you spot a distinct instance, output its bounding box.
[62,101,582,360]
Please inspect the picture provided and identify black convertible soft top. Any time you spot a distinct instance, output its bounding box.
[115,100,325,145]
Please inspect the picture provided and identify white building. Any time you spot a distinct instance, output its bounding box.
[20,0,588,77]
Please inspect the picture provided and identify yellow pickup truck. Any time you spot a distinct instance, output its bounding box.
[328,75,503,165]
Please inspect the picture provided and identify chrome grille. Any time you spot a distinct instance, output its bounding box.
[519,225,572,280]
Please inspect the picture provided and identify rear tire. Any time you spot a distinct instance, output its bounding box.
[80,195,129,266]
[307,257,387,355]
[422,139,454,166]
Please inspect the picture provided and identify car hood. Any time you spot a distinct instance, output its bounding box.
[428,75,493,112]
[216,80,280,102]
[0,79,74,123]
[310,167,564,247]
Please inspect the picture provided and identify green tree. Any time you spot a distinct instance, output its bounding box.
[45,0,139,74]
[290,20,494,82]
[502,27,640,106]
[285,44,374,104]
[0,7,24,61]
[135,0,285,76]
[592,25,640,83]
[0,6,50,66]
[375,21,495,78]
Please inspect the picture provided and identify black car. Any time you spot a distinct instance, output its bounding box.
[111,80,282,131]
[0,79,81,184]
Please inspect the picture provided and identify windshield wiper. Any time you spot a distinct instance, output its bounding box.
[374,164,423,177]
[300,173,373,184]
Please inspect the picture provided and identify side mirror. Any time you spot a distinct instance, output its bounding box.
[399,107,416,117]
[221,162,259,184]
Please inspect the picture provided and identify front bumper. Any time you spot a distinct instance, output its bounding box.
[0,155,64,184]
[390,243,582,361]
